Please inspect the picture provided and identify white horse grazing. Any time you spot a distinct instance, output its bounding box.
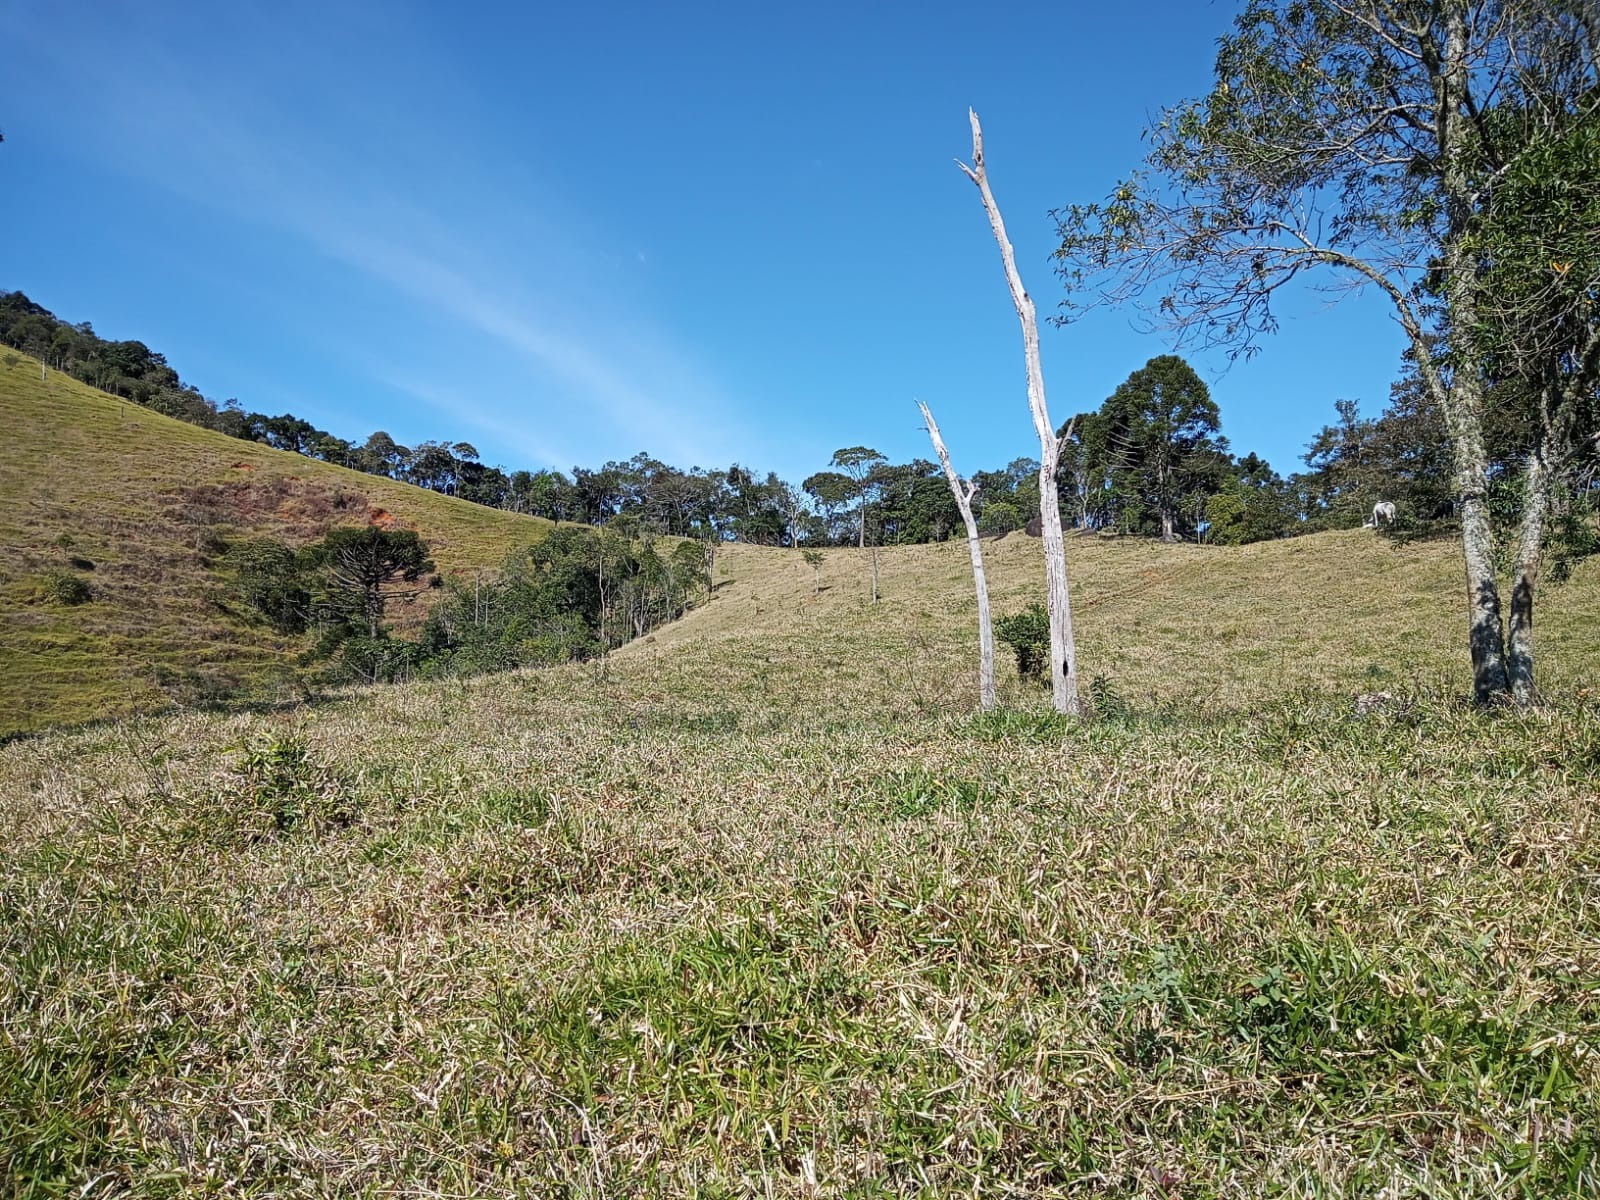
[1365,501,1396,528]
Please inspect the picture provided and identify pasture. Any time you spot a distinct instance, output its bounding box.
[3,537,1598,1196]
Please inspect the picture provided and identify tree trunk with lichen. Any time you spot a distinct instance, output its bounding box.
[1439,6,1510,704]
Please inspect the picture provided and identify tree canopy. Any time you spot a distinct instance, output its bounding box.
[1053,0,1600,703]
[1073,356,1229,541]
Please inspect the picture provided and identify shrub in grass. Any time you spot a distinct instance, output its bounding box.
[43,569,92,605]
[1088,674,1132,721]
[233,733,356,837]
[995,603,1050,684]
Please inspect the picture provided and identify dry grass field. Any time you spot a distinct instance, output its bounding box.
[3,525,1599,1196]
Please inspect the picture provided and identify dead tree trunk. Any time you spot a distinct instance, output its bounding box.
[958,108,1080,715]
[918,400,996,711]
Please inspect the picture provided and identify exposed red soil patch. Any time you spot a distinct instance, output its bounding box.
[170,477,370,540]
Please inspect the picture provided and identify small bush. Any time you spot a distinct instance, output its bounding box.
[234,733,356,837]
[43,569,92,606]
[995,603,1051,683]
[1088,674,1132,721]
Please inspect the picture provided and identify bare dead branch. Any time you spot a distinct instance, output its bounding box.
[961,108,1080,714]
[918,399,996,711]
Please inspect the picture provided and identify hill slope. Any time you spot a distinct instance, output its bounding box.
[626,531,1600,710]
[1,354,551,733]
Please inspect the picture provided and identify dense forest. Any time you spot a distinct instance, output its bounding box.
[0,288,1486,547]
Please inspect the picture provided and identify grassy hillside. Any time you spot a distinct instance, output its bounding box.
[3,524,1598,1194]
[0,353,551,734]
[639,532,1600,709]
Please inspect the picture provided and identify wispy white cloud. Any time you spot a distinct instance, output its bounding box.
[365,368,578,470]
[13,2,751,471]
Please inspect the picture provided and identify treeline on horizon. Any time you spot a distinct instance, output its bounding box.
[3,288,1461,547]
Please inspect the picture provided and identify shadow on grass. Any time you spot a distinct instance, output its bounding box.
[0,690,359,748]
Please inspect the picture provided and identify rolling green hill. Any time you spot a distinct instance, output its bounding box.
[1,353,551,734]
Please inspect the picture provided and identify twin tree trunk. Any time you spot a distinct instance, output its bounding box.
[918,400,996,710]
[1437,8,1513,704]
[960,109,1081,716]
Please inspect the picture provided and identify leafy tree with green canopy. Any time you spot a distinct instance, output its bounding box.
[828,446,888,548]
[571,464,627,525]
[358,431,410,478]
[404,441,464,494]
[721,464,789,545]
[457,462,512,509]
[422,532,597,672]
[258,414,319,455]
[1299,400,1387,530]
[1053,425,1096,531]
[873,459,961,543]
[801,548,826,594]
[1466,97,1600,698]
[668,539,712,609]
[224,539,313,634]
[1053,0,1600,704]
[978,501,1021,536]
[509,469,578,521]
[1081,355,1226,541]
[777,481,812,550]
[1297,372,1456,532]
[1207,453,1296,544]
[801,470,857,544]
[642,465,718,539]
[421,525,710,673]
[305,526,435,640]
[972,457,1042,528]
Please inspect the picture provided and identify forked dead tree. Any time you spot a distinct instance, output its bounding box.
[958,108,1080,715]
[917,399,996,710]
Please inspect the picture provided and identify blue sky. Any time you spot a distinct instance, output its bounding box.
[5,0,1408,484]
